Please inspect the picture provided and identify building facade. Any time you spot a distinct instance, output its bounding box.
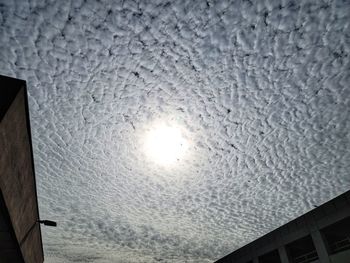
[0,75,44,262]
[215,190,350,263]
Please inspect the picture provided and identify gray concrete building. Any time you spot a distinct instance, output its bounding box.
[0,75,44,262]
[215,190,350,263]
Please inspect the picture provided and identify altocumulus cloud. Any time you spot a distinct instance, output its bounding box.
[0,0,350,262]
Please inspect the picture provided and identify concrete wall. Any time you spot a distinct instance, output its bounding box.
[215,190,350,263]
[0,75,44,263]
[0,190,24,262]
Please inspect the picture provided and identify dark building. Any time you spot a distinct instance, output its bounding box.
[0,75,44,262]
[215,191,350,263]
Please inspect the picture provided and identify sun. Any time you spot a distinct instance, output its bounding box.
[143,124,189,166]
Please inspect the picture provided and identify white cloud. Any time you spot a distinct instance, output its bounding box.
[0,0,350,262]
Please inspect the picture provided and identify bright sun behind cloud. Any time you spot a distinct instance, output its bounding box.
[143,124,189,166]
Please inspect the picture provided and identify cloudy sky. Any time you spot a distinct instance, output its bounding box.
[1,0,350,262]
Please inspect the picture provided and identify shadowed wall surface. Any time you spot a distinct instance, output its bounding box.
[0,75,44,263]
[0,190,24,262]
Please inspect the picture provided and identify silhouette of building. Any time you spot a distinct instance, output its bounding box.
[0,75,44,262]
[215,190,350,263]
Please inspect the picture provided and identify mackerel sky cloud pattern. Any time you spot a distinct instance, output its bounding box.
[0,0,350,262]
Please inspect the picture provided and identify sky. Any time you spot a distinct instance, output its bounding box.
[1,0,350,262]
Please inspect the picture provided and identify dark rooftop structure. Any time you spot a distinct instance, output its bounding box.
[0,75,44,262]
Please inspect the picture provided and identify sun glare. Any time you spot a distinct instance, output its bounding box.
[144,124,189,166]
